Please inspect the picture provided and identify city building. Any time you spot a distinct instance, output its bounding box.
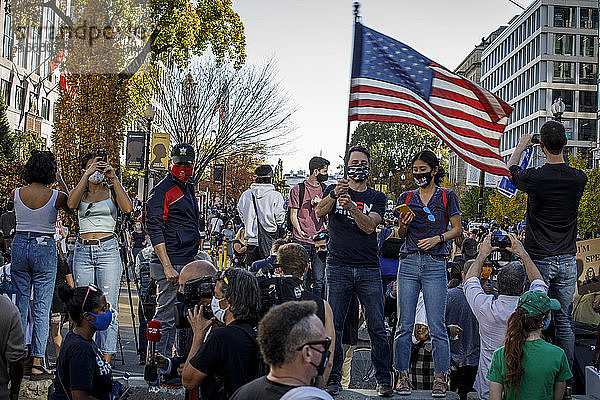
[449,25,508,187]
[481,0,599,167]
[0,1,62,148]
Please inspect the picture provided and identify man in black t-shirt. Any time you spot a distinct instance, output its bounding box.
[315,145,393,397]
[181,268,263,400]
[232,301,331,400]
[507,120,587,377]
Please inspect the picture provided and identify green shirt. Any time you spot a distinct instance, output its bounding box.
[487,339,572,400]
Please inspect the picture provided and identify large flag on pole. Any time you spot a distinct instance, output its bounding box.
[349,22,513,176]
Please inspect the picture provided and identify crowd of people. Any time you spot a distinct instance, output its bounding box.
[0,120,597,400]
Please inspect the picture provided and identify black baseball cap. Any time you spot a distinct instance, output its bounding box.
[255,164,274,178]
[171,143,195,164]
[462,238,478,259]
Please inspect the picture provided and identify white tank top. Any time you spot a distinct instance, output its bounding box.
[14,188,59,234]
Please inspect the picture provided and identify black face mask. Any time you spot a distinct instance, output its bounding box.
[413,172,433,187]
[176,291,185,303]
[316,173,328,183]
[309,347,330,376]
[317,251,327,263]
[347,165,369,182]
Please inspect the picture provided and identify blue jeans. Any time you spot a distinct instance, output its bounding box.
[327,264,391,385]
[10,233,57,358]
[293,239,325,298]
[394,252,450,373]
[533,255,576,370]
[73,237,123,355]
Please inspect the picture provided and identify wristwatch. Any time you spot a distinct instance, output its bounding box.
[439,234,445,243]
[330,191,339,200]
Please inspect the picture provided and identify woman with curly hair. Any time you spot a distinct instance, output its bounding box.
[487,290,572,400]
[10,150,69,379]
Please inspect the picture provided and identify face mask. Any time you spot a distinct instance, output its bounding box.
[67,244,75,252]
[318,251,327,263]
[413,172,433,187]
[88,171,105,184]
[542,315,551,330]
[88,309,112,331]
[347,165,369,182]
[211,296,229,323]
[171,165,193,182]
[316,173,328,183]
[176,291,185,303]
[309,347,330,376]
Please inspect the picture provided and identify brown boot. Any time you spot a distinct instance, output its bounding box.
[432,376,448,397]
[394,370,412,395]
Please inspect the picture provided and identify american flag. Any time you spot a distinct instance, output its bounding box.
[349,23,512,176]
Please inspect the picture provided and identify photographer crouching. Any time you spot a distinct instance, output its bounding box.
[181,268,264,399]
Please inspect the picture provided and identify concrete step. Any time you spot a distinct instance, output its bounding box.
[334,389,460,400]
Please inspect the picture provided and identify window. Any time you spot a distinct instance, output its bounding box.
[579,91,597,112]
[580,8,598,29]
[15,86,24,111]
[578,119,597,141]
[3,12,11,59]
[1,80,10,106]
[580,35,596,57]
[579,63,597,85]
[552,90,573,112]
[554,7,575,27]
[553,62,575,83]
[555,34,574,55]
[41,98,49,120]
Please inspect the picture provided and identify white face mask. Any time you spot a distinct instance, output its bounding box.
[88,171,105,184]
[211,296,229,323]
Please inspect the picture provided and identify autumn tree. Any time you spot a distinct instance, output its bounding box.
[487,190,527,223]
[154,58,296,181]
[567,154,600,235]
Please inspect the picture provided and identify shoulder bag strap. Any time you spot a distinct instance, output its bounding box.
[298,182,306,206]
[251,193,263,232]
[442,188,448,226]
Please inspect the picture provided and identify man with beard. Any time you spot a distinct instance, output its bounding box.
[315,145,392,397]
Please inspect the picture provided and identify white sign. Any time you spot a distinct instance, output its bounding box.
[465,164,500,188]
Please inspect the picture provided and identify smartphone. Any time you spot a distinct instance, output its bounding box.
[531,134,540,144]
[491,234,511,249]
[394,203,415,217]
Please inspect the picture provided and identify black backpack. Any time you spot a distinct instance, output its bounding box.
[285,181,326,233]
[378,227,404,259]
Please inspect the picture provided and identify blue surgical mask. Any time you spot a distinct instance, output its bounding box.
[88,309,113,331]
[542,315,551,331]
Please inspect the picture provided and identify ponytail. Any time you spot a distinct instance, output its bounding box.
[504,308,546,397]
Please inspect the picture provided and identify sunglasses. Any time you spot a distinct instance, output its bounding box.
[84,202,94,217]
[296,336,332,352]
[423,207,435,222]
[82,283,99,312]
[313,231,329,242]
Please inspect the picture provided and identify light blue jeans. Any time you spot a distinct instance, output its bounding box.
[73,237,122,355]
[10,233,57,358]
[394,252,450,373]
[533,255,576,371]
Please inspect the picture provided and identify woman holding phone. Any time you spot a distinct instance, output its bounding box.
[67,151,132,363]
[393,150,462,397]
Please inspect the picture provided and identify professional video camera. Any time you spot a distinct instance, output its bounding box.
[256,269,303,318]
[174,276,216,329]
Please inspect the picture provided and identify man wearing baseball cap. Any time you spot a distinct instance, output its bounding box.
[487,290,571,400]
[147,143,200,356]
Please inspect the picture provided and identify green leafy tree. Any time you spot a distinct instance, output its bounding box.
[488,190,527,223]
[567,154,600,235]
[0,96,14,161]
[458,186,494,219]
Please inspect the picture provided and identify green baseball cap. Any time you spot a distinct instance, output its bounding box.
[517,290,561,317]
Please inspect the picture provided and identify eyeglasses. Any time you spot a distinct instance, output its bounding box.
[296,336,332,352]
[82,283,99,312]
[84,203,94,217]
[423,207,435,222]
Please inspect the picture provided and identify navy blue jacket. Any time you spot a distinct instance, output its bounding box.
[147,173,200,265]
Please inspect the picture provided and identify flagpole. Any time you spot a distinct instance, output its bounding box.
[344,2,361,179]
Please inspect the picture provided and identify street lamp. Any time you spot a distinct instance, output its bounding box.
[143,104,155,210]
[551,97,566,122]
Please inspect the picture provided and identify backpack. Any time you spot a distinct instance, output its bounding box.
[405,188,449,227]
[285,181,326,233]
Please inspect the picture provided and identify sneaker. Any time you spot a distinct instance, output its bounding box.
[432,376,448,398]
[324,380,342,396]
[562,386,572,400]
[395,370,412,395]
[377,383,394,397]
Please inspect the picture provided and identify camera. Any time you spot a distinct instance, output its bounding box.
[531,134,540,144]
[174,276,216,329]
[491,234,511,249]
[96,149,107,162]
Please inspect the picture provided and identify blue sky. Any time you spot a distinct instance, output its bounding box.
[233,0,524,172]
